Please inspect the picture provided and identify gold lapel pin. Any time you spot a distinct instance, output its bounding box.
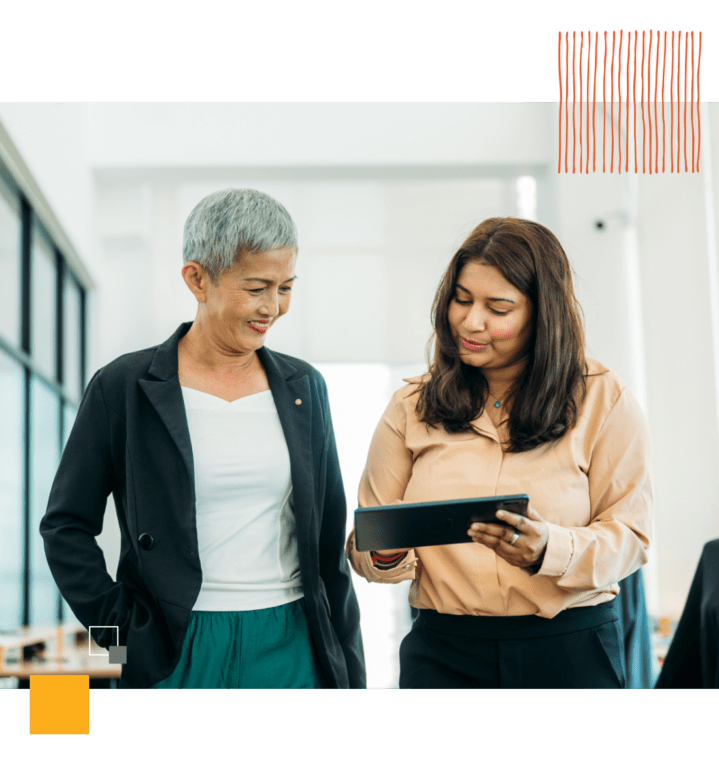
[295,399,302,405]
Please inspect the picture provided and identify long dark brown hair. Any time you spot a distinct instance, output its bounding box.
[415,217,588,452]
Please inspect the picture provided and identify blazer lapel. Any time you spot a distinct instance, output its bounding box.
[136,329,316,550]
[138,379,194,485]
[139,322,195,488]
[258,346,315,561]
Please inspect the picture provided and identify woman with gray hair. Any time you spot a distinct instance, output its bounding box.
[41,188,366,689]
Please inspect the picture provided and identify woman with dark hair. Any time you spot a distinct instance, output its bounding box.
[347,217,652,688]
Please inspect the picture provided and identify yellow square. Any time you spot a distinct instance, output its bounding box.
[30,675,90,735]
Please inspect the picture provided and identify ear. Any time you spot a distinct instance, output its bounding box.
[182,262,208,302]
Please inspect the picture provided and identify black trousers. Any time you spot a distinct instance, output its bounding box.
[399,601,625,689]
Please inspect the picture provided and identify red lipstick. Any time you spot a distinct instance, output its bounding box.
[460,336,487,352]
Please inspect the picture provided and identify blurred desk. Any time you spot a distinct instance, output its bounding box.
[0,623,121,685]
[655,539,719,688]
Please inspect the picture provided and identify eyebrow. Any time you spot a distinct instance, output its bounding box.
[455,282,515,303]
[243,276,297,284]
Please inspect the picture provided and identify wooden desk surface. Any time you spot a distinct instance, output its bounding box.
[0,659,122,679]
[0,622,121,679]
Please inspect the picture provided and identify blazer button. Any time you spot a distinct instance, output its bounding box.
[138,533,154,550]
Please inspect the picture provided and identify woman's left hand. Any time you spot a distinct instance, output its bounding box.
[467,506,549,569]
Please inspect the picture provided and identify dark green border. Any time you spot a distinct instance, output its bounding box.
[0,0,719,101]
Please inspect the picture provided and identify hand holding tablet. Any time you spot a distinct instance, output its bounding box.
[467,505,549,570]
[354,494,530,552]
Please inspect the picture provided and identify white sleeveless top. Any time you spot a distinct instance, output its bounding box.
[181,387,303,611]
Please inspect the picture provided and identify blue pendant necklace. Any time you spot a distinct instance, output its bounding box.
[489,390,504,408]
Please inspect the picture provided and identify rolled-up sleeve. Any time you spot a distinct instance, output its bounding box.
[537,386,653,589]
[346,388,418,583]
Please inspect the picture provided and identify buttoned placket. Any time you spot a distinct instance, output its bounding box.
[471,409,510,614]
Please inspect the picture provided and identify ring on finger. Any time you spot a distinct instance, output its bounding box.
[508,530,520,546]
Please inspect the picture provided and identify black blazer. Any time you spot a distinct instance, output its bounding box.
[40,322,366,688]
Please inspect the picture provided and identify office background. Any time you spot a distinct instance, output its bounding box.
[1,102,718,687]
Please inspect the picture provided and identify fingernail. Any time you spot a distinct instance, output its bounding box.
[496,511,505,518]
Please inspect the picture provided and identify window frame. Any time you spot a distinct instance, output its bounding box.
[0,159,89,629]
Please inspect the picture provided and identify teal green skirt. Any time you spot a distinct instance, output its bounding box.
[153,597,325,689]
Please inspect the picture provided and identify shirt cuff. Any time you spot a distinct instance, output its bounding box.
[371,551,408,569]
[345,529,417,583]
[534,521,574,577]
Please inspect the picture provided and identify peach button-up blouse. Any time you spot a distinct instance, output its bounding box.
[346,359,653,619]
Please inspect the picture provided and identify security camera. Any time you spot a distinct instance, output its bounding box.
[594,210,629,230]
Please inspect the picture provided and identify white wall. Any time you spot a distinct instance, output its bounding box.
[548,103,719,615]
[635,107,719,614]
[94,175,522,369]
[86,103,551,168]
[0,104,96,271]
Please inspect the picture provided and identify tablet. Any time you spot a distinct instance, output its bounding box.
[354,494,530,552]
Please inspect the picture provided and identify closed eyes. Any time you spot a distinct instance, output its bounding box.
[249,286,293,295]
[453,297,509,315]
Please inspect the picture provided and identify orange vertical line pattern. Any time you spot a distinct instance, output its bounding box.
[612,31,617,173]
[654,30,659,173]
[670,31,674,172]
[639,29,647,173]
[573,31,576,173]
[579,32,584,173]
[626,31,630,173]
[559,32,562,173]
[587,30,591,174]
[618,30,623,174]
[691,31,694,172]
[634,31,638,174]
[697,32,702,170]
[662,31,666,172]
[677,31,681,173]
[642,29,654,174]
[565,32,569,173]
[593,31,598,172]
[603,31,607,172]
[684,31,690,171]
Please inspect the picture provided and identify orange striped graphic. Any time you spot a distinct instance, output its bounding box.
[557,30,703,173]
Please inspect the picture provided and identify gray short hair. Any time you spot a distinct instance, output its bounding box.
[183,188,298,281]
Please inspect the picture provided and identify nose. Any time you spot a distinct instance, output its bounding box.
[463,304,487,332]
[258,289,280,317]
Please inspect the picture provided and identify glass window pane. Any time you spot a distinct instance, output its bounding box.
[0,181,21,347]
[63,273,82,402]
[30,376,60,625]
[0,351,25,628]
[62,402,77,448]
[31,229,57,380]
[60,403,78,624]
